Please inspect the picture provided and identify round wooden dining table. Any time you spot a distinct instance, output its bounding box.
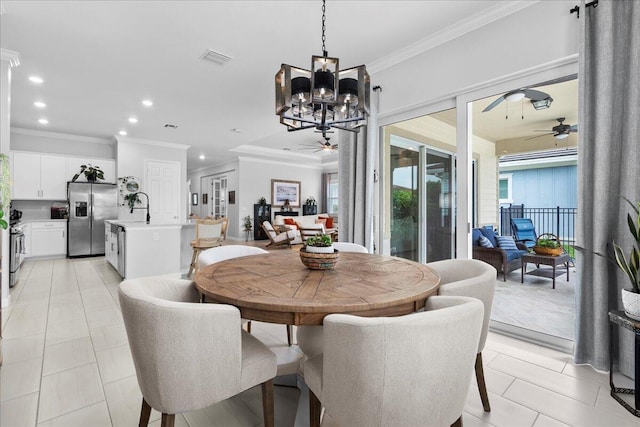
[194,250,440,326]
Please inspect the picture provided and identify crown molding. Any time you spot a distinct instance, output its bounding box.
[238,156,324,170]
[11,127,114,145]
[368,1,540,75]
[0,48,21,68]
[116,136,190,150]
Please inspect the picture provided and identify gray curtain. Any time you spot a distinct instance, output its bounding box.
[575,0,640,374]
[338,98,378,250]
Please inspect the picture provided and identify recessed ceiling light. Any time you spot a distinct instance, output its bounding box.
[232,128,243,133]
[199,155,205,160]
[29,75,44,84]
[142,99,153,107]
[119,130,127,136]
[34,101,46,108]
[38,118,48,125]
[128,117,138,124]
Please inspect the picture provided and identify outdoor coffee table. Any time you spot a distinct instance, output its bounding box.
[521,252,570,289]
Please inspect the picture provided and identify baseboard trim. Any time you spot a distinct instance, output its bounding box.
[489,320,575,354]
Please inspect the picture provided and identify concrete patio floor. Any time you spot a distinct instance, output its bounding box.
[491,263,577,341]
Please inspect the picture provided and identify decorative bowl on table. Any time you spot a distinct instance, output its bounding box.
[300,247,339,270]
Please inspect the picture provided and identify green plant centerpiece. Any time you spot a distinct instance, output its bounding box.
[616,199,640,319]
[300,233,338,270]
[533,233,563,256]
[72,164,104,182]
[305,234,334,254]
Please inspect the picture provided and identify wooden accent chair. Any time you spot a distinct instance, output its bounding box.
[119,277,277,427]
[187,218,224,278]
[302,296,483,427]
[426,259,497,412]
[262,221,296,248]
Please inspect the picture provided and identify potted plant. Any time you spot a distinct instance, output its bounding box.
[243,215,253,231]
[305,234,334,254]
[615,199,640,320]
[258,197,267,206]
[533,233,563,256]
[0,210,7,230]
[72,164,104,182]
[124,193,141,211]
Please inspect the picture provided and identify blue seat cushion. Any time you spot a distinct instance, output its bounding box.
[505,249,528,262]
[479,227,498,248]
[472,228,483,246]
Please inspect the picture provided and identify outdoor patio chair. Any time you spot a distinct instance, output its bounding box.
[511,218,537,249]
[472,228,528,281]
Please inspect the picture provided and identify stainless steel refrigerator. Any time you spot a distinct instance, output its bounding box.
[68,182,118,257]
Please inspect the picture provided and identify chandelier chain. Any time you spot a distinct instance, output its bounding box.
[321,0,327,56]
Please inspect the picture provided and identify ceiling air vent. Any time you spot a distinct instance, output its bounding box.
[200,49,231,66]
[164,124,178,129]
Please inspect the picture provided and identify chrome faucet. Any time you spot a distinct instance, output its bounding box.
[130,192,151,224]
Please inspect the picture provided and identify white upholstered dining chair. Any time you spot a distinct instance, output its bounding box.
[302,296,483,427]
[426,258,497,412]
[196,245,294,346]
[119,277,277,427]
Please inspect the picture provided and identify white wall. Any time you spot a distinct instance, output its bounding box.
[373,1,579,119]
[10,128,115,159]
[116,136,189,223]
[238,157,323,236]
[187,160,239,237]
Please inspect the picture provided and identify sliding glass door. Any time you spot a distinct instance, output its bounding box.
[389,137,455,263]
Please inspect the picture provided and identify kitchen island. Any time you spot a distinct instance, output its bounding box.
[105,220,195,280]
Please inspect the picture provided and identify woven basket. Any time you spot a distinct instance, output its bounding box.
[300,247,340,270]
[533,233,563,256]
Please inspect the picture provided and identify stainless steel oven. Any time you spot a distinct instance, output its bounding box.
[9,222,25,288]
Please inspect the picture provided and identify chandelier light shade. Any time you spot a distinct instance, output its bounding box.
[275,0,370,138]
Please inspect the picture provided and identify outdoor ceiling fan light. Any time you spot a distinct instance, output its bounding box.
[506,92,525,102]
[531,97,553,110]
[275,0,370,139]
[554,133,569,140]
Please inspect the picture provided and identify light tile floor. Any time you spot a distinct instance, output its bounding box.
[1,256,639,427]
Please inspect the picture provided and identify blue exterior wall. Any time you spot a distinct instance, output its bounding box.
[507,165,577,208]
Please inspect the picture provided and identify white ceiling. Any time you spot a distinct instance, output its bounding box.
[1,1,534,171]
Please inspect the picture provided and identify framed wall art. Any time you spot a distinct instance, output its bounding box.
[271,179,301,207]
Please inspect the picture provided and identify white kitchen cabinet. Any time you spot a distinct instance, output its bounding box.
[31,222,67,257]
[105,226,118,270]
[12,152,67,200]
[23,222,32,259]
[66,157,116,183]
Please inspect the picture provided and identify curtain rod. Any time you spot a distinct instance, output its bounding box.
[570,0,598,19]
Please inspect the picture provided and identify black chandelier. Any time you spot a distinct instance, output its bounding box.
[275,0,370,139]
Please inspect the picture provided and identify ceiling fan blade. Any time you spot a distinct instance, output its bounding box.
[523,89,551,101]
[482,95,506,112]
[524,133,553,141]
[569,124,578,132]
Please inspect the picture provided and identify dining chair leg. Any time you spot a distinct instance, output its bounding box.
[247,320,252,333]
[475,352,491,412]
[187,248,199,278]
[261,379,275,427]
[139,398,152,427]
[309,389,322,427]
[451,415,463,427]
[287,324,293,346]
[160,413,175,427]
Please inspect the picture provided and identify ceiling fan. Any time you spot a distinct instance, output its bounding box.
[482,88,553,113]
[300,136,338,153]
[526,117,578,140]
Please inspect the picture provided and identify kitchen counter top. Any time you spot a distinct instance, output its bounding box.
[22,219,68,223]
[105,220,195,230]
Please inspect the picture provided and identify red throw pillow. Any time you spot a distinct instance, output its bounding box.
[284,218,298,229]
[315,218,327,228]
[325,217,334,228]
